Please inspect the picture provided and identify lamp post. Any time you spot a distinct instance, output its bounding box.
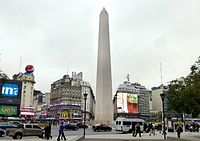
[83,93,88,139]
[160,92,166,140]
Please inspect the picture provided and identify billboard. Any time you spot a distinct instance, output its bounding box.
[0,80,22,116]
[117,92,138,113]
[0,105,18,116]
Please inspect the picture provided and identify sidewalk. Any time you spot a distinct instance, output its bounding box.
[84,132,200,141]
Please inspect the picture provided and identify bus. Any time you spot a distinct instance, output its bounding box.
[115,117,145,133]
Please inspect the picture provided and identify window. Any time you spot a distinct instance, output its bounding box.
[119,121,121,125]
[123,121,131,125]
[25,125,32,128]
[33,125,41,129]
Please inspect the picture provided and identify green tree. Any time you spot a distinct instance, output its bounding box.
[167,56,200,118]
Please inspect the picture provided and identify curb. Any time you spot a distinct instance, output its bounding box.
[70,136,84,141]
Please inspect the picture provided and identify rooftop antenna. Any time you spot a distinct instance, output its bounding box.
[160,62,164,92]
[19,56,22,73]
[127,74,130,82]
[160,62,163,85]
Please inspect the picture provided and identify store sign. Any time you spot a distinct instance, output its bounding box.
[0,105,17,115]
[62,112,68,117]
[2,84,18,97]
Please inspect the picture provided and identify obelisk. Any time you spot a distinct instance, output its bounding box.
[95,8,113,124]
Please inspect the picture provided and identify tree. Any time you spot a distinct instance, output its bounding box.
[167,56,200,118]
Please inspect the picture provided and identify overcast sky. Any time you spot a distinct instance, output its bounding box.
[1,0,200,94]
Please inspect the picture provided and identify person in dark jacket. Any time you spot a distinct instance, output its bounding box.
[44,124,50,140]
[132,122,136,137]
[57,122,67,141]
[135,123,141,137]
[176,124,183,138]
[48,122,52,139]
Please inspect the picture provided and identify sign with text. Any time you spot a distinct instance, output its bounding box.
[2,84,19,97]
[0,80,22,116]
[0,105,18,116]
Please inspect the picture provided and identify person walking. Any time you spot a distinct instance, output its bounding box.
[132,122,136,137]
[135,123,141,137]
[149,123,155,136]
[48,122,52,139]
[176,124,183,138]
[44,124,50,140]
[57,122,67,141]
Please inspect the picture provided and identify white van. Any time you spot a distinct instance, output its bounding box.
[115,117,145,133]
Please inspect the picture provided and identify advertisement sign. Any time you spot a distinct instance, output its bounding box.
[2,84,19,97]
[0,80,22,105]
[117,92,138,113]
[0,105,18,116]
[0,80,22,116]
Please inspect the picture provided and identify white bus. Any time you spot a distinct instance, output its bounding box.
[115,117,145,133]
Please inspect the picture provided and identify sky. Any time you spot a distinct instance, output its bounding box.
[0,0,200,95]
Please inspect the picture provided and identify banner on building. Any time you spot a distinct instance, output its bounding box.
[117,92,138,113]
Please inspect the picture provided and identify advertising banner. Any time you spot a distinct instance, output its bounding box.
[0,105,18,116]
[0,80,22,105]
[117,92,138,113]
[0,80,22,116]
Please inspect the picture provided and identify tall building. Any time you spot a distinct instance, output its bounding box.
[113,80,150,119]
[80,81,95,121]
[33,90,44,116]
[95,8,113,124]
[13,65,35,117]
[50,72,95,122]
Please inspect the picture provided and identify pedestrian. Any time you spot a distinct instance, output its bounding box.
[197,123,199,132]
[132,122,136,137]
[57,122,67,141]
[176,124,183,138]
[48,122,52,139]
[135,123,141,137]
[44,124,50,140]
[149,123,155,136]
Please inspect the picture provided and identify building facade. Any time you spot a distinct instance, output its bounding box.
[50,72,95,122]
[13,72,35,116]
[113,80,150,119]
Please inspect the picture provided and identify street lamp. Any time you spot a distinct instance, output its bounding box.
[160,92,166,140]
[83,93,88,139]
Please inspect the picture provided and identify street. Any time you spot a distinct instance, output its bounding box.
[1,127,200,141]
[0,127,120,140]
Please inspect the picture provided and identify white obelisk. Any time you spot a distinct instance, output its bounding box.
[95,8,113,124]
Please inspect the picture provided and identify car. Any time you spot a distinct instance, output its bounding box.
[64,124,78,130]
[76,122,88,128]
[9,121,23,126]
[92,124,112,132]
[0,122,18,130]
[6,123,43,139]
[0,128,5,137]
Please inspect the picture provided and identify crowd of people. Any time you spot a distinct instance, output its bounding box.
[131,122,198,139]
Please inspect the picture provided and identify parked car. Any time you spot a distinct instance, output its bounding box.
[9,121,23,126]
[64,124,78,130]
[0,128,5,137]
[6,123,43,139]
[76,122,88,128]
[0,122,18,130]
[92,124,112,132]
